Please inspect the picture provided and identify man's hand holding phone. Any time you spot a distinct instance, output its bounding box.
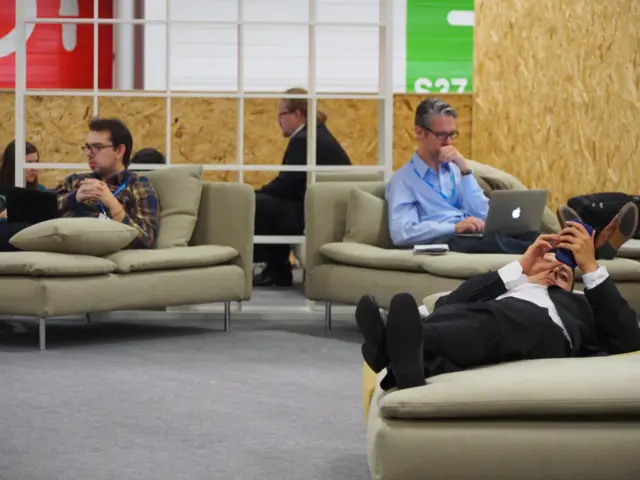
[455,217,485,234]
[557,221,598,273]
[519,234,559,275]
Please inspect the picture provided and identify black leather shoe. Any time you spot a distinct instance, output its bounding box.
[355,294,388,373]
[386,293,426,390]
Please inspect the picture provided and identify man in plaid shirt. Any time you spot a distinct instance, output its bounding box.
[56,118,159,249]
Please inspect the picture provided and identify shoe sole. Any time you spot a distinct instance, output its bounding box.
[355,295,388,373]
[599,203,638,258]
[557,206,582,228]
[386,293,426,390]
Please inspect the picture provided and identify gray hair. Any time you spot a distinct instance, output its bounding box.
[414,98,458,129]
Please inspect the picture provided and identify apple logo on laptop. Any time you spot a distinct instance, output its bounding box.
[512,207,521,219]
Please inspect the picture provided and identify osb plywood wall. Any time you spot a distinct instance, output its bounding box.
[0,92,473,188]
[474,0,640,208]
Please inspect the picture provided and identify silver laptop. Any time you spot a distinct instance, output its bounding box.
[456,189,549,237]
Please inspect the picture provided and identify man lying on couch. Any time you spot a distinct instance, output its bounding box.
[356,221,640,391]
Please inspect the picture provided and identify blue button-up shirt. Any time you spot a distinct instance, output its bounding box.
[386,152,489,246]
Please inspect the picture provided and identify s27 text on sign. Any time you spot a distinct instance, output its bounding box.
[406,0,474,94]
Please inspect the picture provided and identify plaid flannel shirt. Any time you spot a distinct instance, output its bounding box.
[56,170,159,249]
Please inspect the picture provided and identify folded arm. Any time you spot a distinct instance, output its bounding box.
[123,178,159,249]
[583,268,640,354]
[56,174,82,215]
[434,260,522,309]
[386,180,456,246]
[257,138,306,201]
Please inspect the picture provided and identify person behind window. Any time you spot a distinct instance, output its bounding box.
[253,87,352,288]
[0,140,46,218]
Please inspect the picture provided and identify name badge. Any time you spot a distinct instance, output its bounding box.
[98,213,111,221]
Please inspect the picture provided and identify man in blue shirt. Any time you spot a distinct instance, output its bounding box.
[386,98,540,254]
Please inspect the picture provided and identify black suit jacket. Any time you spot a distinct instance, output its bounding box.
[434,270,640,357]
[257,124,352,202]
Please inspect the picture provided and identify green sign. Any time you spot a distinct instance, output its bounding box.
[406,0,474,94]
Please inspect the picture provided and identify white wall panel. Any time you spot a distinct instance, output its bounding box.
[317,0,379,24]
[244,25,308,91]
[243,0,308,23]
[316,26,379,92]
[170,25,237,90]
[144,0,405,92]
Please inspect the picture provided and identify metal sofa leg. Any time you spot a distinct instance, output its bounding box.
[39,318,46,351]
[324,301,332,331]
[223,301,231,332]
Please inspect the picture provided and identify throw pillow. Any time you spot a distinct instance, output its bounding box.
[343,188,392,248]
[142,165,204,248]
[10,218,138,256]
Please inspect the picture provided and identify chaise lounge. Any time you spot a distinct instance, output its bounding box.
[0,166,254,350]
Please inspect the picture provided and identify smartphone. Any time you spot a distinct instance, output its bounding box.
[555,219,594,268]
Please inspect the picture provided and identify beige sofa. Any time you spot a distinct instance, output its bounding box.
[305,161,640,324]
[365,354,640,479]
[0,166,254,350]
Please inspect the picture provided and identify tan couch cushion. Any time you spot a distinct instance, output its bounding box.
[320,242,424,272]
[9,218,138,256]
[379,355,640,420]
[343,189,392,248]
[106,245,238,273]
[0,251,116,276]
[143,165,204,248]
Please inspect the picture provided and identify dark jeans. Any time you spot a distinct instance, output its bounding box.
[254,192,304,268]
[0,221,30,252]
[432,231,539,254]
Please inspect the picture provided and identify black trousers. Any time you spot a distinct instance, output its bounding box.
[254,192,304,266]
[0,221,30,252]
[432,231,539,254]
[421,297,571,378]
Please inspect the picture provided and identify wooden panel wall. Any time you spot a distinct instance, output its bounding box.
[473,0,640,209]
[0,91,472,188]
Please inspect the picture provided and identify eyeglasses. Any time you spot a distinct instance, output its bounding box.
[81,143,114,154]
[422,127,459,141]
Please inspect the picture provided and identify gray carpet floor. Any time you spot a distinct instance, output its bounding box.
[0,301,370,480]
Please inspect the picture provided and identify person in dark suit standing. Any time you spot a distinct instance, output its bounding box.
[356,220,640,391]
[253,87,352,288]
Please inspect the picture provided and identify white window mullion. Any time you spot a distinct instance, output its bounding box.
[236,0,245,184]
[165,0,172,164]
[307,0,317,185]
[379,0,394,181]
[14,1,27,188]
[93,0,99,116]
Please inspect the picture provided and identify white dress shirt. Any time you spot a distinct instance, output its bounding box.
[496,260,610,345]
[290,123,305,139]
[418,260,610,347]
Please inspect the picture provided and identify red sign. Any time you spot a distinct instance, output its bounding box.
[0,0,113,89]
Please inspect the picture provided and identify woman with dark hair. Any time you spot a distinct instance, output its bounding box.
[0,140,46,217]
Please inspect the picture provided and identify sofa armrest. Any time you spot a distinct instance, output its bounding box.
[190,182,255,300]
[304,181,386,274]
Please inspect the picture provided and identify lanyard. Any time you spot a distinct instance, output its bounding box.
[410,159,459,208]
[98,179,127,215]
